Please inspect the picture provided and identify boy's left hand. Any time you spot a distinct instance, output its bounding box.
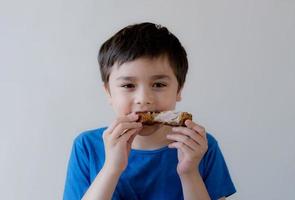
[167,119,208,176]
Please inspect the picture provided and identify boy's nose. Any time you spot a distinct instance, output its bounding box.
[135,87,154,105]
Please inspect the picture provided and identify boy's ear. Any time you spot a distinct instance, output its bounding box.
[103,83,112,105]
[176,87,183,102]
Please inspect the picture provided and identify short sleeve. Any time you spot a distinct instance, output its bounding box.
[63,136,90,200]
[202,135,236,199]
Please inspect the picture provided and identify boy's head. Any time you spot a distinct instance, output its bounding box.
[98,22,188,134]
[98,22,188,92]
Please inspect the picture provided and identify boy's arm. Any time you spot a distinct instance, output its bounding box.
[82,166,120,200]
[167,119,211,199]
[168,120,231,199]
[179,171,211,200]
[82,113,142,200]
[180,172,226,200]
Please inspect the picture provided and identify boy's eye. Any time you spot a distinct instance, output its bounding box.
[121,83,135,88]
[153,82,167,88]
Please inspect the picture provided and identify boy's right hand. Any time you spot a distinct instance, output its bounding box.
[102,113,142,174]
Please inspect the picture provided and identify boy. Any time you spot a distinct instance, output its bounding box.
[63,22,236,200]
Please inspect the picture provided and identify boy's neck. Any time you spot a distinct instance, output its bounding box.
[131,125,172,150]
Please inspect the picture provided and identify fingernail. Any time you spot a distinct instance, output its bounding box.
[185,120,191,126]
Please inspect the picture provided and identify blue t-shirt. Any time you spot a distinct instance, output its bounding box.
[63,127,236,200]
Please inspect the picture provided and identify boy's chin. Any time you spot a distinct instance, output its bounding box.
[137,124,162,136]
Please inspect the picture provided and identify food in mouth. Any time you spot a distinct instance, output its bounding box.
[136,110,192,127]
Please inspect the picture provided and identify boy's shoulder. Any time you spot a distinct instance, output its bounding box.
[73,126,107,147]
[206,132,219,147]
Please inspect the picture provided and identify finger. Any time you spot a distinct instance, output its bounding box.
[171,127,207,147]
[168,141,193,156]
[105,113,139,135]
[185,120,207,139]
[121,127,142,144]
[167,133,198,151]
[112,121,142,139]
[127,131,138,145]
[118,129,137,143]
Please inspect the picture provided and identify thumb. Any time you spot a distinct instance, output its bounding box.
[119,128,140,143]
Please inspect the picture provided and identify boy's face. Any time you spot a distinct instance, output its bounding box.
[104,55,182,134]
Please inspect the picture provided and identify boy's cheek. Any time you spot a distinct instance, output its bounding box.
[114,102,133,116]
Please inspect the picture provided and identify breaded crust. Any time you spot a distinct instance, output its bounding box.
[178,112,193,126]
[136,111,192,126]
[136,112,157,125]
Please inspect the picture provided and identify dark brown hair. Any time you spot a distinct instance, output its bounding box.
[98,22,188,91]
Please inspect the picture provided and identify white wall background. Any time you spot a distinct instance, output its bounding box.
[1,0,294,199]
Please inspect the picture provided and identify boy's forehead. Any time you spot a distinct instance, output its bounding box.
[110,56,176,79]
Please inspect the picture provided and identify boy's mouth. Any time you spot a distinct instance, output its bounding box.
[135,111,161,126]
[134,110,160,113]
[135,110,161,113]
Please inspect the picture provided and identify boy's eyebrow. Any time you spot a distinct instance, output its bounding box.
[150,75,171,80]
[116,75,171,81]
